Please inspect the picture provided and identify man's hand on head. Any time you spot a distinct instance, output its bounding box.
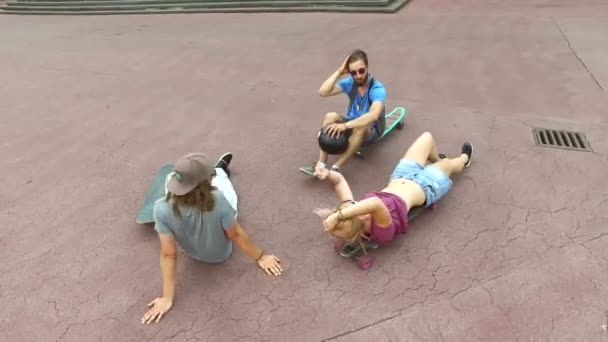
[338,55,351,75]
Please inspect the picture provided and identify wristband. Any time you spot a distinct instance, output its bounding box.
[339,199,355,208]
[256,250,264,261]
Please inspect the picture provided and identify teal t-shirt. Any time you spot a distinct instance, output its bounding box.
[153,189,237,263]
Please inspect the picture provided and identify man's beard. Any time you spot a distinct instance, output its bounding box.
[354,76,367,86]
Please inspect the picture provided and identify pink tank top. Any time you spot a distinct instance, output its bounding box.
[359,191,409,243]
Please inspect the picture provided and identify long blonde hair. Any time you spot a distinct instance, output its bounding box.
[327,203,366,246]
[166,178,216,218]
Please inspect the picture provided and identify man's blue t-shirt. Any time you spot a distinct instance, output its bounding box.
[337,76,387,121]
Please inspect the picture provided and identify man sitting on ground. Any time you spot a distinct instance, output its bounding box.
[141,152,283,324]
[300,49,387,176]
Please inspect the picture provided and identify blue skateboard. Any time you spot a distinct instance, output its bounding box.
[136,163,174,224]
[336,202,437,270]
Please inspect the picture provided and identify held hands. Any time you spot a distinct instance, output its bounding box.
[257,253,283,276]
[312,163,330,180]
[141,297,173,324]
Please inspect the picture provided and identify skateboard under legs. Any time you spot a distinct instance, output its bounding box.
[136,164,174,224]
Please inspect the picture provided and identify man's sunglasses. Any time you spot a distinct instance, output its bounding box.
[350,68,366,76]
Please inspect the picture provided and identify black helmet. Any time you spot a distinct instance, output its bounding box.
[317,127,352,155]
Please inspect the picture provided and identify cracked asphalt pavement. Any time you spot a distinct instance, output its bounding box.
[1,1,608,341]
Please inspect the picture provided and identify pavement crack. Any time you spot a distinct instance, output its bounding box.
[48,298,59,315]
[322,299,426,340]
[583,232,608,244]
[449,284,474,301]
[489,112,497,132]
[552,18,603,90]
[56,321,83,342]
[479,283,519,340]
[460,226,502,252]
[407,326,426,340]
[437,327,447,342]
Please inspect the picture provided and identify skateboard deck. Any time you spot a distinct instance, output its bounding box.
[136,163,174,224]
[337,203,436,270]
[299,106,407,176]
[354,106,406,159]
[381,106,407,138]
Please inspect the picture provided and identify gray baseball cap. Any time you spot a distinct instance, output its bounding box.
[167,152,215,195]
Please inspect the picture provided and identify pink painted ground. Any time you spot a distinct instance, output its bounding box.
[2,1,608,341]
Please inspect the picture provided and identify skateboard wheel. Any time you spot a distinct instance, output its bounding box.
[333,239,345,253]
[357,255,375,270]
[396,122,404,130]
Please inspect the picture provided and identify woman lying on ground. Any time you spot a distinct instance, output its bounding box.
[313,131,473,247]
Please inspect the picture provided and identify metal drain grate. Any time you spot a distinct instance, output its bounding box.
[532,128,593,152]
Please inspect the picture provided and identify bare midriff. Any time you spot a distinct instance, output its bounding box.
[381,178,426,211]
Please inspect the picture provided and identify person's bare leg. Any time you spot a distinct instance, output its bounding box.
[402,131,441,166]
[430,156,467,177]
[332,125,368,169]
[317,112,344,167]
[430,142,473,177]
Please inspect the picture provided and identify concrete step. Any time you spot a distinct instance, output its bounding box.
[6,0,389,6]
[9,0,381,2]
[0,6,405,14]
[0,0,408,13]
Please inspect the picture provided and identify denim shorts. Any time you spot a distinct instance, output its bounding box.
[389,159,453,207]
[361,126,381,146]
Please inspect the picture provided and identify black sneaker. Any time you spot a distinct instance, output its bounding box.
[461,142,473,167]
[215,152,233,176]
